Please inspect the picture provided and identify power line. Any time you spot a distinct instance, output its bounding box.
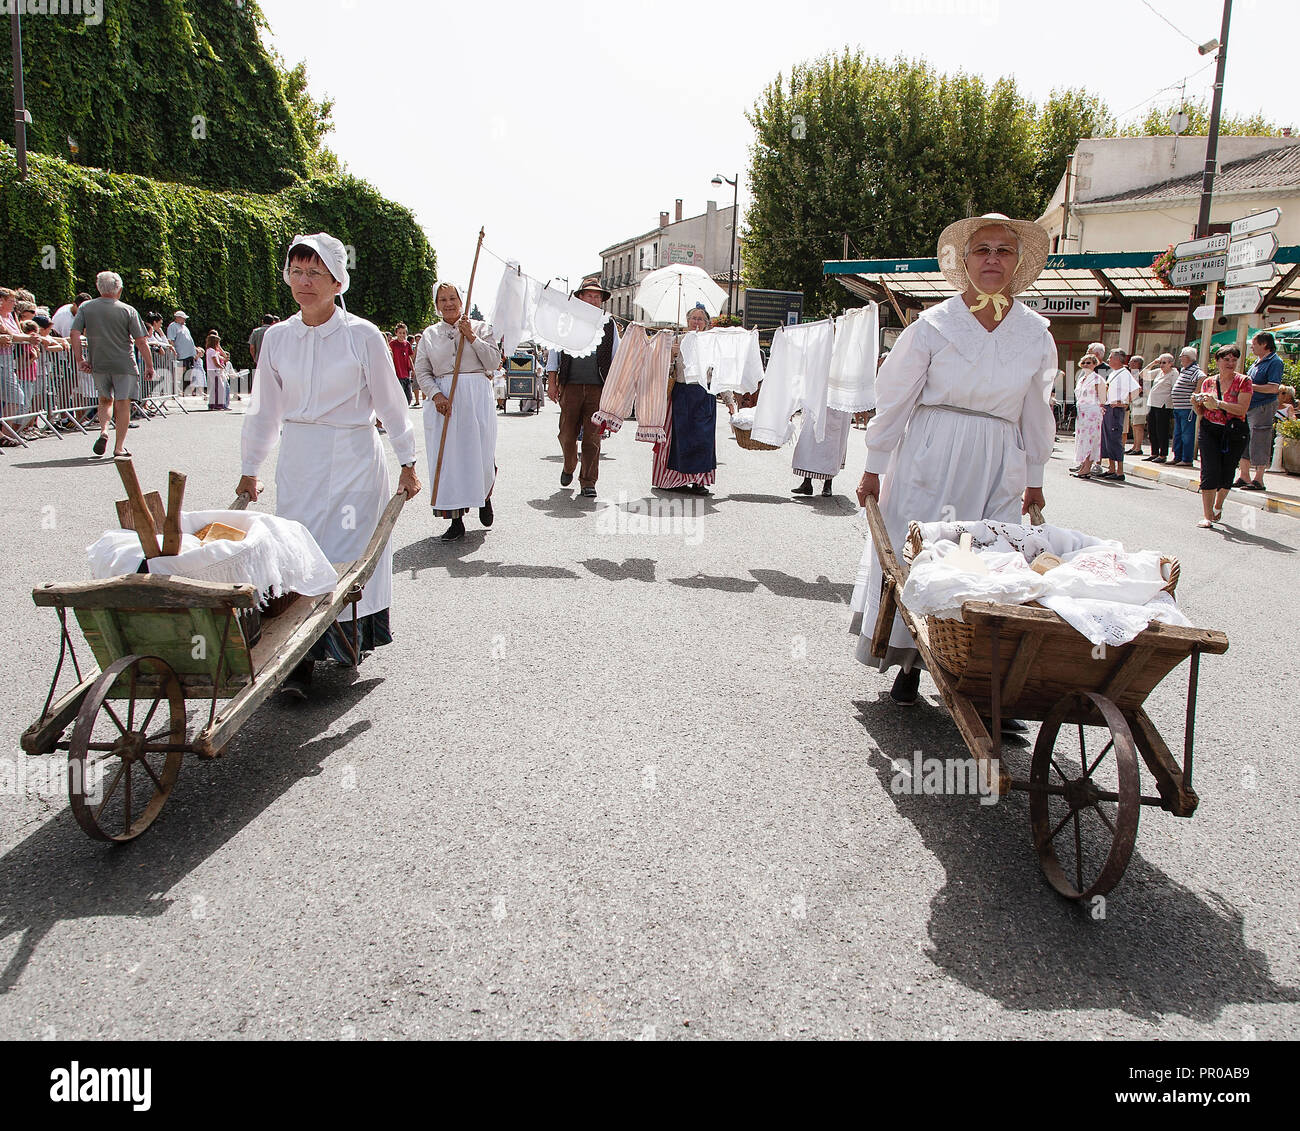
[1115,59,1215,121]
[1140,0,1203,48]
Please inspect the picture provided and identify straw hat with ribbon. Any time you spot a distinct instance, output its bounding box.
[935,212,1050,320]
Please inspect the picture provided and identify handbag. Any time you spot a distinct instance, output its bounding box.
[1215,375,1249,447]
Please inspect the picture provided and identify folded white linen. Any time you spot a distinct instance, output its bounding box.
[87,510,338,601]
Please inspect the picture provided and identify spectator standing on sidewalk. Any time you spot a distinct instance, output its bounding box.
[1170,346,1201,467]
[205,331,230,410]
[51,292,91,338]
[0,286,42,443]
[247,314,277,396]
[1236,331,1284,492]
[1098,347,1135,481]
[1193,344,1252,528]
[166,310,196,392]
[1125,354,1147,455]
[389,322,415,405]
[1143,353,1176,463]
[70,271,153,459]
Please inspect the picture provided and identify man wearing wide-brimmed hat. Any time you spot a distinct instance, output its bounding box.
[849,213,1058,705]
[545,276,619,497]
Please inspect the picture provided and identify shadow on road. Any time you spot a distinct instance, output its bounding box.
[669,569,853,603]
[1208,524,1297,553]
[393,533,580,580]
[580,557,656,583]
[0,678,384,994]
[850,695,1300,1020]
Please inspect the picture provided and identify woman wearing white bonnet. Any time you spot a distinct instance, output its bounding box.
[413,281,501,541]
[849,212,1057,705]
[237,232,421,698]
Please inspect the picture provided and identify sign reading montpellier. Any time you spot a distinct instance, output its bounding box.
[1226,232,1279,270]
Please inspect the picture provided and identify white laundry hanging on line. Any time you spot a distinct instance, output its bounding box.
[827,303,879,416]
[489,260,543,357]
[531,286,606,358]
[678,327,764,394]
[749,320,834,448]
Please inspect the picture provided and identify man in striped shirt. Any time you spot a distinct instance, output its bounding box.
[1170,346,1201,467]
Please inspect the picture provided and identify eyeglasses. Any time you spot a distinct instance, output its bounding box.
[288,267,331,281]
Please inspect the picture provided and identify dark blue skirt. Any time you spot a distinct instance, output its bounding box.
[667,383,717,475]
[307,608,393,664]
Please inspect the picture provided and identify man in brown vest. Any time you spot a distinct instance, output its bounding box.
[546,278,620,497]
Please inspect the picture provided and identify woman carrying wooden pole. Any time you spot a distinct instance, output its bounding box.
[414,230,502,542]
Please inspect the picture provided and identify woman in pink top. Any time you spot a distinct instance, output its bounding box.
[1192,344,1252,528]
[205,330,230,411]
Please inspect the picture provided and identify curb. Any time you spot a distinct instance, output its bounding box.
[1125,462,1300,519]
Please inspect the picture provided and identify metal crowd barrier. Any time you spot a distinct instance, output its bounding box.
[0,340,197,449]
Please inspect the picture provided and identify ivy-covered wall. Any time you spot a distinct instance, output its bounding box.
[0,145,437,367]
[0,0,311,194]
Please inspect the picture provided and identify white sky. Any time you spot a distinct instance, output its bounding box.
[258,0,1293,306]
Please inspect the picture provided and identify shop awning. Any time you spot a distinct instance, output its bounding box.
[823,248,1300,322]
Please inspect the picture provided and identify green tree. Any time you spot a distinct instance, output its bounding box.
[745,53,1088,318]
[1033,88,1113,201]
[1118,99,1295,138]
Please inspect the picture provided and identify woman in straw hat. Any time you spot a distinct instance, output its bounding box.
[237,233,422,699]
[850,213,1058,705]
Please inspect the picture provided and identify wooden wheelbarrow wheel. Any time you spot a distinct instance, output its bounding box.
[68,655,186,843]
[1029,691,1140,901]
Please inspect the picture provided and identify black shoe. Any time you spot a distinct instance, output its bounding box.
[440,517,465,541]
[821,480,833,497]
[282,659,313,700]
[1232,478,1250,488]
[560,470,574,487]
[479,499,494,526]
[580,486,597,498]
[983,716,1029,734]
[92,434,107,456]
[791,479,813,495]
[890,666,921,705]
[1241,482,1265,491]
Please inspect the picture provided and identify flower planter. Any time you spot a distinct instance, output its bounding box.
[1282,438,1300,476]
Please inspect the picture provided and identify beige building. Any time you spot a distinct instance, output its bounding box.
[1039,135,1300,254]
[599,198,745,325]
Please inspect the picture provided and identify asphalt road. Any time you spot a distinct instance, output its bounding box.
[1,400,1297,1040]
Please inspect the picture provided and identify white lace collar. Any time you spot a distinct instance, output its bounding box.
[921,295,1050,363]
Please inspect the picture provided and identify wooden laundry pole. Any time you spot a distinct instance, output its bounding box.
[430,227,485,508]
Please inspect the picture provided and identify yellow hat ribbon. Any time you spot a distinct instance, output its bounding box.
[969,289,1011,321]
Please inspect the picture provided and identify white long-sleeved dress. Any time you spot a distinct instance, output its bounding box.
[413,319,501,515]
[241,307,416,630]
[848,295,1057,670]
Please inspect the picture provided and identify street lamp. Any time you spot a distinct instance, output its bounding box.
[711,173,738,318]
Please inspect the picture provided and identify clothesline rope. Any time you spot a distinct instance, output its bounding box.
[476,237,850,338]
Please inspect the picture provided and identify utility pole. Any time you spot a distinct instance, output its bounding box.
[1185,0,1233,345]
[11,10,28,180]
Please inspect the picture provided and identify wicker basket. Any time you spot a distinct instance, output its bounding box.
[731,423,780,451]
[902,522,1182,675]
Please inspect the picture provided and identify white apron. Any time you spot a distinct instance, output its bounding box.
[423,373,497,511]
[792,407,852,480]
[276,420,391,619]
[849,404,1027,670]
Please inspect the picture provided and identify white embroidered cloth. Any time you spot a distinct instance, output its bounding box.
[679,327,764,394]
[900,521,1189,646]
[87,510,338,601]
[827,303,879,415]
[750,321,834,447]
[489,261,542,357]
[531,287,605,358]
